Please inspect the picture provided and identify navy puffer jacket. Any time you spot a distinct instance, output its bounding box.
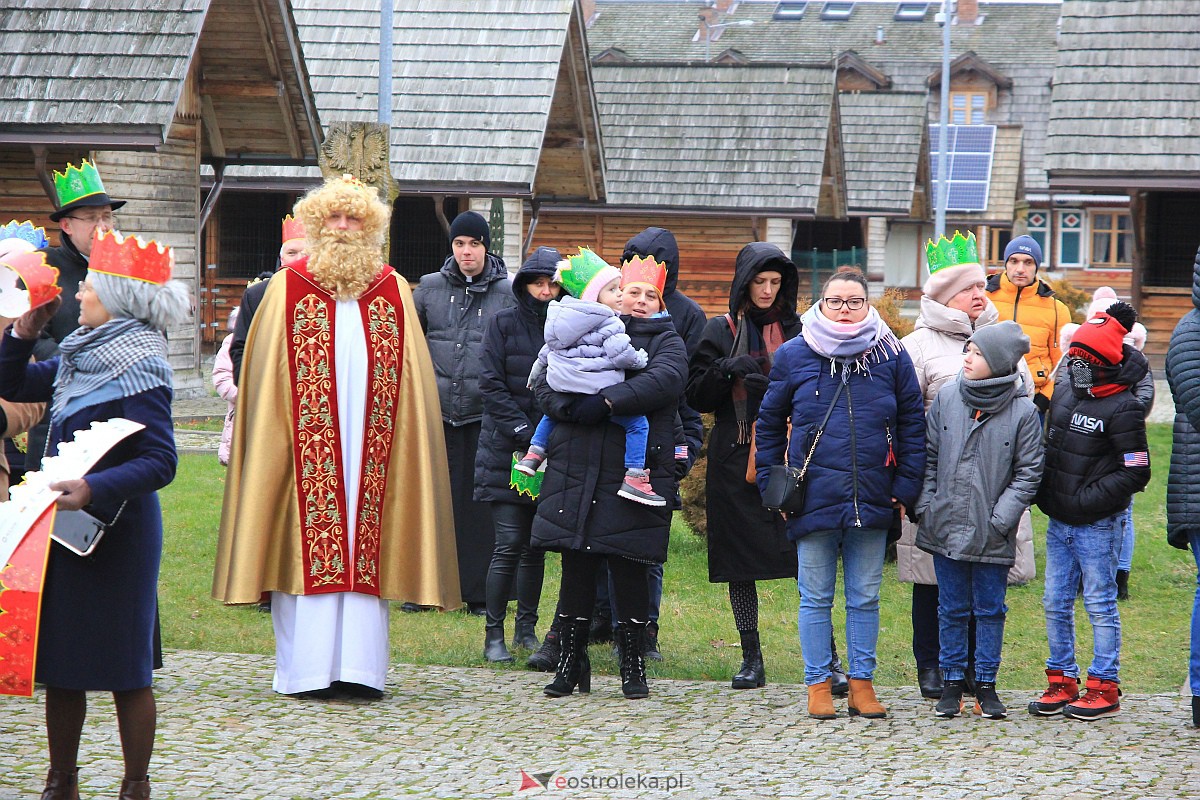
[473,247,559,505]
[755,336,926,540]
[1165,247,1200,549]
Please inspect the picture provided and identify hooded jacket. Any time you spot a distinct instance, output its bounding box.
[985,271,1072,401]
[686,242,801,582]
[622,227,707,356]
[1036,347,1151,525]
[414,252,514,424]
[1165,246,1200,549]
[533,296,646,395]
[473,247,559,504]
[897,294,1036,584]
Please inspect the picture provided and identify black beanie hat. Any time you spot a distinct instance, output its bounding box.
[449,211,490,249]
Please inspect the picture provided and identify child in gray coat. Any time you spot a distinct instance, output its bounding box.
[916,320,1044,720]
[516,248,664,506]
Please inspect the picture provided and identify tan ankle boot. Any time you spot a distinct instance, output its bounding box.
[847,678,887,718]
[40,768,79,800]
[807,678,836,719]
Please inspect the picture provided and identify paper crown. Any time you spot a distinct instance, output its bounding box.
[0,251,61,317]
[88,229,173,285]
[53,159,108,208]
[925,231,980,274]
[0,220,49,250]
[282,214,306,244]
[555,247,616,299]
[620,254,667,296]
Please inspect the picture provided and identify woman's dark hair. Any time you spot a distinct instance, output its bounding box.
[821,266,869,297]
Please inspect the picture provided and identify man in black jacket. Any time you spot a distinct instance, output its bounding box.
[1030,302,1150,722]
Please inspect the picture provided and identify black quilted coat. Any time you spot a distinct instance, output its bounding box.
[1165,247,1200,550]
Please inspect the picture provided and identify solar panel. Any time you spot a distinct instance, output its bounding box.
[821,2,855,20]
[929,124,996,212]
[774,1,808,19]
[895,2,928,21]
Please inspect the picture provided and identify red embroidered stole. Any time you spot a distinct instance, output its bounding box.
[284,264,404,595]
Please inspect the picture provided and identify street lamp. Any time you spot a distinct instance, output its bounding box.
[934,0,953,238]
[700,17,755,61]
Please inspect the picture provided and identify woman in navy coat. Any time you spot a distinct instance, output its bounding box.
[755,268,925,721]
[1,237,188,800]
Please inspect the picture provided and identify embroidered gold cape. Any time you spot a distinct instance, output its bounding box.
[212,267,460,608]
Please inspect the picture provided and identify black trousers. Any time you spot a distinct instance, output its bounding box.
[912,582,976,671]
[484,502,546,631]
[444,422,493,604]
[558,551,649,623]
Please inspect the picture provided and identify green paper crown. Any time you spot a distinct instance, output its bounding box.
[509,452,546,499]
[925,231,980,274]
[53,159,107,207]
[555,247,614,299]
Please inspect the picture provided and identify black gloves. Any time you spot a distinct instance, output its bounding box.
[742,373,770,398]
[1033,392,1050,413]
[573,394,611,425]
[720,354,763,379]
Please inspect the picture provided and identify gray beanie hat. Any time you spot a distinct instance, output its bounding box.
[968,320,1030,377]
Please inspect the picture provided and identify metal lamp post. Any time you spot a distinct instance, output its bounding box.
[934,0,953,238]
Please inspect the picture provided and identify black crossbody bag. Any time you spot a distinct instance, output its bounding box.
[761,382,844,514]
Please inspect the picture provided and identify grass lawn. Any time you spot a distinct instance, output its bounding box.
[160,422,1195,691]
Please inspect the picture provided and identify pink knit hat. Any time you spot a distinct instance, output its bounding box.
[923,261,986,305]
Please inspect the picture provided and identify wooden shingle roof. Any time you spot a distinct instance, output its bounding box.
[593,64,836,213]
[1046,0,1200,189]
[0,1,208,146]
[588,1,1059,190]
[839,91,926,215]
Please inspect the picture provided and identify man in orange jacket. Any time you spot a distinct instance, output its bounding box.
[985,235,1073,413]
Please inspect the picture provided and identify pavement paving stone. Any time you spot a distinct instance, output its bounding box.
[1,650,1198,799]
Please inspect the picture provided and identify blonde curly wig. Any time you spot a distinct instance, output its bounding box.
[292,175,391,300]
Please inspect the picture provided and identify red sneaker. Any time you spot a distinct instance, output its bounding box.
[1062,676,1121,720]
[1027,669,1080,716]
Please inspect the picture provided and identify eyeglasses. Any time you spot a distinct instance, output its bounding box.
[63,213,116,227]
[76,281,95,295]
[822,297,867,311]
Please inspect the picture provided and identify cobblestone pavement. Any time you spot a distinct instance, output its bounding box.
[2,650,1198,800]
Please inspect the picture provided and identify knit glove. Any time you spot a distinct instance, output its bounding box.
[720,354,763,378]
[742,373,770,398]
[573,395,611,425]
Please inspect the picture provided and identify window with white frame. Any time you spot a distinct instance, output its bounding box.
[1057,210,1083,267]
[1090,211,1133,268]
[1025,210,1048,260]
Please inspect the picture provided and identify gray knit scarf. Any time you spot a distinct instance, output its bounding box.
[52,318,173,423]
[957,371,1023,415]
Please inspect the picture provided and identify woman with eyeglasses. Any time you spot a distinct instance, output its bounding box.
[754,266,925,720]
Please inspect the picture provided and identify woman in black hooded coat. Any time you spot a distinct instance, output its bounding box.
[474,247,561,664]
[687,242,846,693]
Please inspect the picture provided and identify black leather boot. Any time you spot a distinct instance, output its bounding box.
[512,620,540,651]
[830,635,849,697]
[484,626,514,663]
[39,768,79,800]
[617,621,649,699]
[544,616,591,697]
[1192,695,1200,728]
[527,616,562,672]
[1116,569,1130,601]
[731,630,766,689]
[918,667,944,699]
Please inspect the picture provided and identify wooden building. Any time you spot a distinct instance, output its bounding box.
[208,0,606,340]
[0,0,320,388]
[1046,0,1200,367]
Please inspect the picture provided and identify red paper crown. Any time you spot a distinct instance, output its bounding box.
[282,214,306,244]
[620,254,667,296]
[0,250,61,314]
[88,229,172,285]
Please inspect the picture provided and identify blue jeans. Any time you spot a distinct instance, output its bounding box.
[1117,499,1135,572]
[530,414,649,471]
[932,554,1008,683]
[1043,514,1122,682]
[1190,530,1200,697]
[795,528,888,685]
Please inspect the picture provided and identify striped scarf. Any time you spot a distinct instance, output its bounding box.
[52,318,173,423]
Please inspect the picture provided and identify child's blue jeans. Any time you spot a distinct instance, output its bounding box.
[530,413,649,471]
[932,554,1008,683]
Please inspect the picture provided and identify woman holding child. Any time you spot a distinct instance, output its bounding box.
[754,267,925,720]
[530,251,687,701]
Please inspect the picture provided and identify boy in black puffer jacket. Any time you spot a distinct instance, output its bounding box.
[1030,302,1151,721]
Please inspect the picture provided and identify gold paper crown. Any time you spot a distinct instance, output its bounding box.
[88,229,173,285]
[620,254,667,295]
[282,214,306,244]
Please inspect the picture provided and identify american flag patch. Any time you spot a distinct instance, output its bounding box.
[1123,451,1149,467]
[675,445,689,460]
